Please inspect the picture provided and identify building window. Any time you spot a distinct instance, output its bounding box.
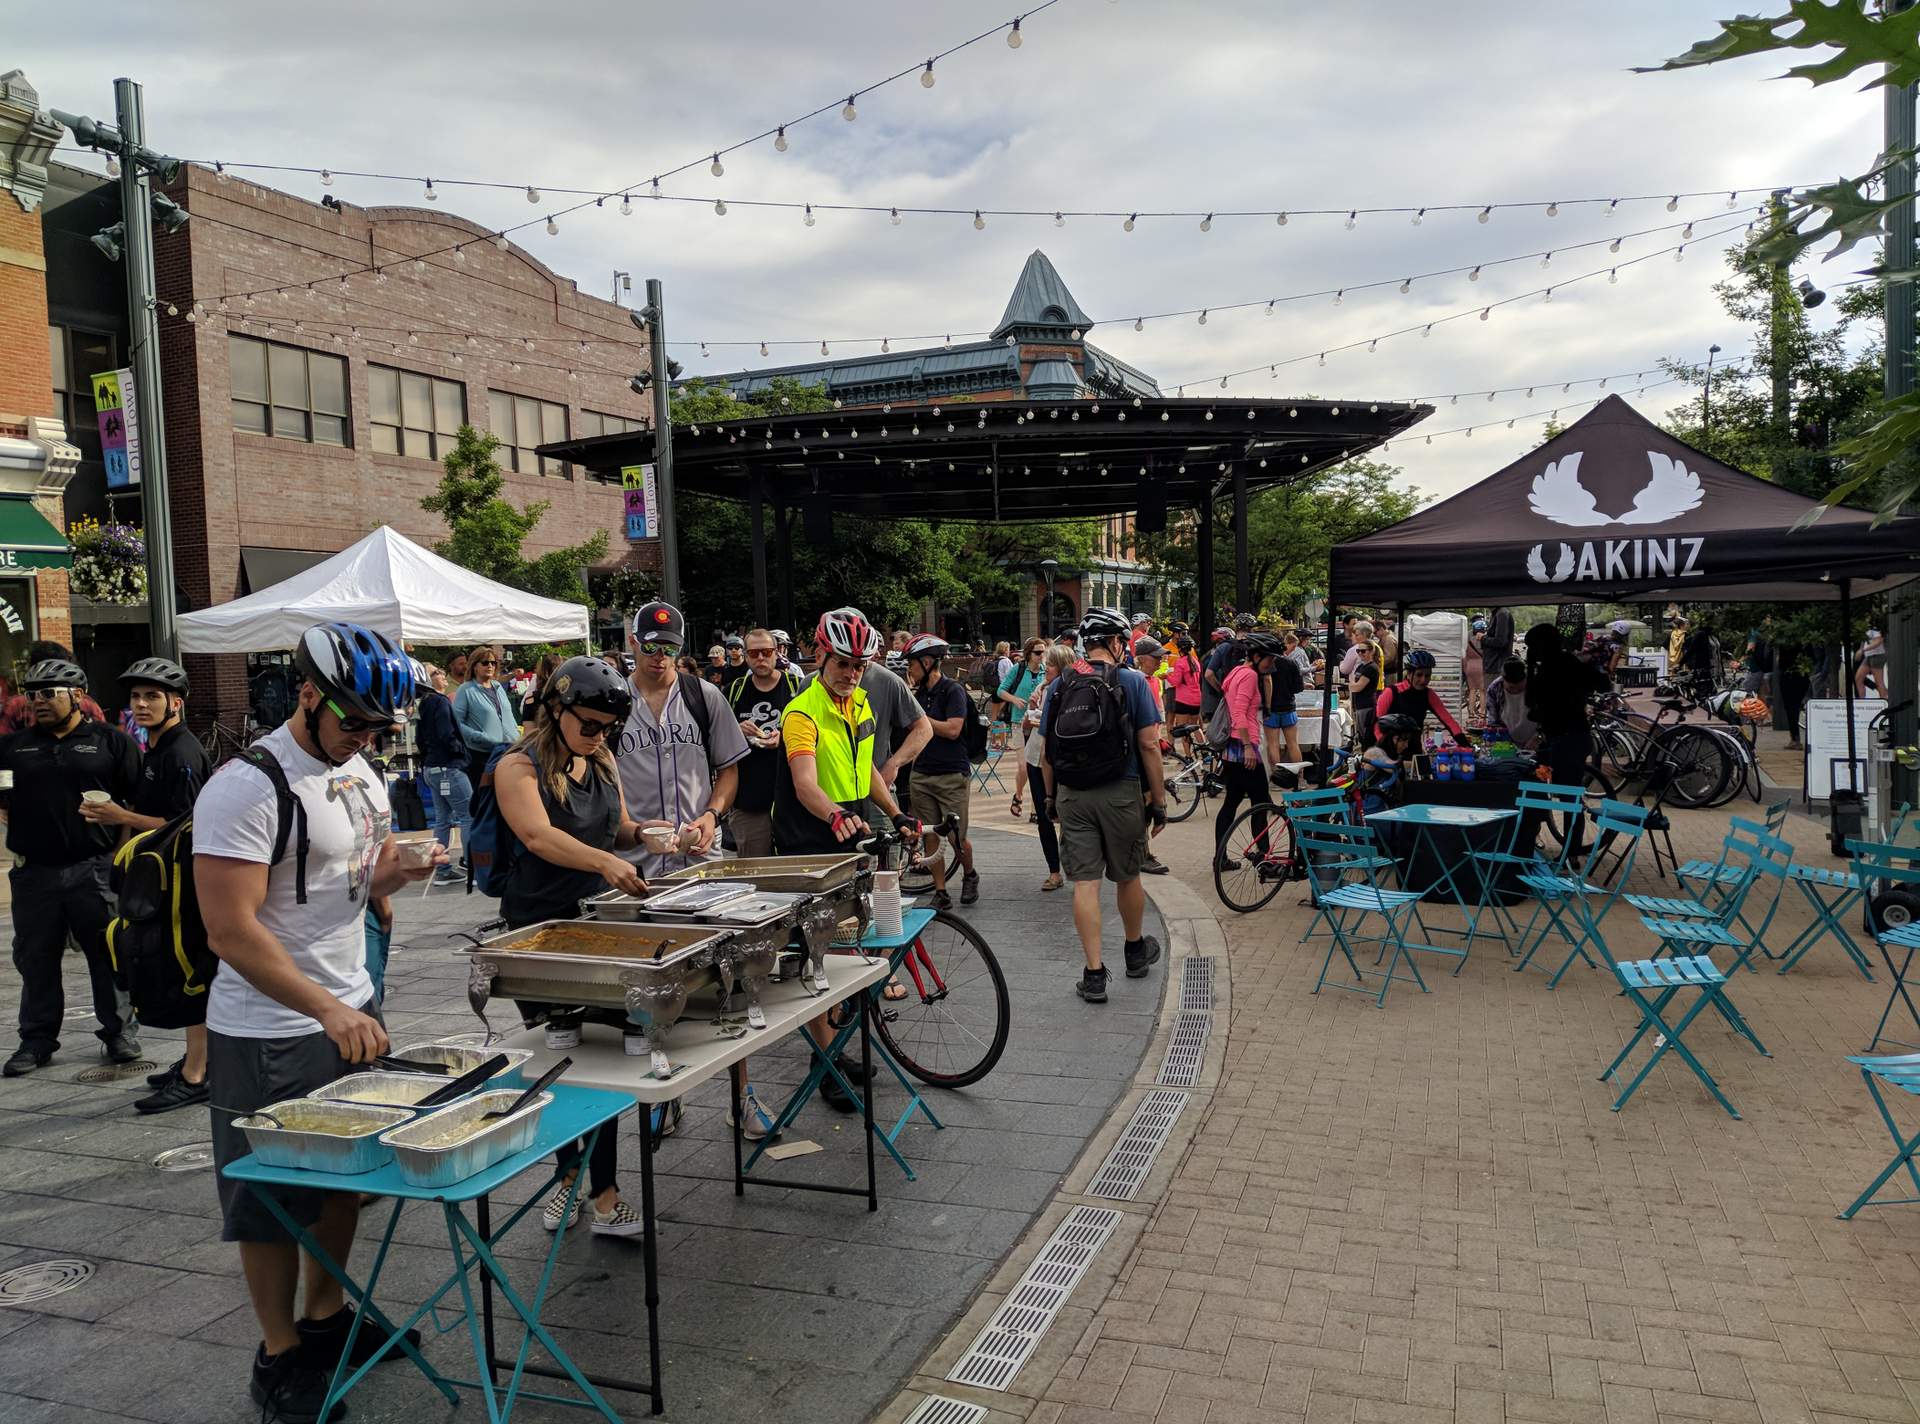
[578,411,643,482]
[369,365,465,460]
[48,326,118,452]
[488,390,568,475]
[229,334,348,445]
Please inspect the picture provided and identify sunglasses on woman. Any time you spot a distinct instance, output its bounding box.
[568,708,621,739]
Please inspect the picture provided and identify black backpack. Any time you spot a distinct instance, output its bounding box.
[1045,661,1135,789]
[963,693,991,764]
[106,746,308,1030]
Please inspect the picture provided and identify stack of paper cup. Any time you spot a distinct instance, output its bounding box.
[870,870,904,936]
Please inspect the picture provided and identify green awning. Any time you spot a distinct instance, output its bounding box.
[0,499,71,570]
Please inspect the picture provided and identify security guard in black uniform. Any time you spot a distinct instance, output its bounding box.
[0,658,143,1076]
[79,657,211,1110]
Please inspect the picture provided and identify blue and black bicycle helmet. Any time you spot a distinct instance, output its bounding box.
[1403,649,1437,673]
[294,621,417,724]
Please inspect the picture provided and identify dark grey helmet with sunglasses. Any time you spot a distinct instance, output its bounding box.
[543,655,633,730]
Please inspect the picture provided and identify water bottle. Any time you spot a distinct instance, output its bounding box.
[1433,747,1453,780]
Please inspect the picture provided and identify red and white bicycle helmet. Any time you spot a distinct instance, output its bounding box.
[904,633,949,663]
[815,606,882,660]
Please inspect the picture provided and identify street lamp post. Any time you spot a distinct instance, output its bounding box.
[1703,343,1723,439]
[1039,558,1058,638]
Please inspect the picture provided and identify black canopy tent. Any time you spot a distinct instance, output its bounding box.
[541,394,1430,627]
[1323,395,1920,772]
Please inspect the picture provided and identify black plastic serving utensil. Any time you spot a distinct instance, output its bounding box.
[481,1056,571,1120]
[414,1052,509,1109]
[374,1054,454,1075]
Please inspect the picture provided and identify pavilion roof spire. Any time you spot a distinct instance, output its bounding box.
[992,250,1093,339]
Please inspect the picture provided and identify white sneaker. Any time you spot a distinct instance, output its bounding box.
[542,1184,582,1232]
[589,1198,646,1238]
[727,1085,780,1143]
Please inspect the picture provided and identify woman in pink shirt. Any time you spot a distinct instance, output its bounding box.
[1164,634,1204,751]
[1212,631,1283,871]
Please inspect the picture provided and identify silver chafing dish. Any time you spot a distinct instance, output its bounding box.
[460,919,744,1080]
[584,882,810,1028]
[657,853,875,993]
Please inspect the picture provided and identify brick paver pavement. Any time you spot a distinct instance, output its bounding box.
[1013,796,1920,1424]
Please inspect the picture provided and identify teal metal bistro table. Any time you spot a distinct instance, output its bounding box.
[1366,802,1522,965]
[223,1083,638,1424]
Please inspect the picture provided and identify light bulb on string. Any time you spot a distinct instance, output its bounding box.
[972,210,985,230]
[424,178,437,201]
[889,207,902,225]
[1318,352,1325,366]
[1333,290,1343,306]
[99,153,117,178]
[1368,339,1378,352]
[1133,317,1143,331]
[759,341,769,356]
[338,276,350,293]
[1055,211,1066,228]
[821,340,830,356]
[803,204,815,227]
[882,337,892,352]
[710,153,724,177]
[1666,195,1679,211]
[164,302,177,317]
[1412,207,1425,225]
[1546,201,1559,217]
[1477,205,1491,223]
[452,245,465,262]
[1609,237,1622,252]
[774,127,788,152]
[1469,265,1481,281]
[413,256,426,271]
[545,216,558,235]
[1675,244,1685,261]
[1726,190,1738,208]
[321,168,333,186]
[1122,212,1138,232]
[1487,390,1497,401]
[1199,213,1212,232]
[1276,211,1288,226]
[842,94,857,121]
[921,59,936,87]
[1422,324,1432,337]
[1680,221,1695,239]
[714,199,727,216]
[1540,251,1552,268]
[1197,309,1208,325]
[619,193,631,215]
[1007,17,1023,47]
[1344,210,1356,229]
[375,268,389,285]
[699,342,709,358]
[1264,300,1275,316]
[1399,277,1411,293]
[1608,267,1618,283]
[526,185,540,203]
[1219,377,1228,389]
[494,235,508,250]
[1479,307,1491,321]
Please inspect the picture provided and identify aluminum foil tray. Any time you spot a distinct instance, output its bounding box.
[393,1043,534,1088]
[307,1071,490,1111]
[235,1099,413,1176]
[380,1089,555,1190]
[644,880,758,913]
[660,854,870,896]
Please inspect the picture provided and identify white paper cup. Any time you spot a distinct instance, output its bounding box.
[392,830,439,867]
[0,770,13,790]
[641,826,678,854]
[80,789,111,805]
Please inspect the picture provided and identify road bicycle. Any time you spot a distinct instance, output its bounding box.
[823,814,1010,1089]
[1213,797,1303,913]
[1162,740,1226,824]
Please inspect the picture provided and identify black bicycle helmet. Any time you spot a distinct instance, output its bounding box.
[1233,613,1257,631]
[120,656,189,696]
[293,621,416,723]
[1243,630,1286,658]
[544,655,633,723]
[1376,712,1421,742]
[1079,606,1130,642]
[23,658,86,690]
[1403,649,1437,673]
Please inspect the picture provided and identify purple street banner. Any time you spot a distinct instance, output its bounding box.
[92,368,142,490]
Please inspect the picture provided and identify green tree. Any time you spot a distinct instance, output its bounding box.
[1136,458,1422,622]
[421,423,609,606]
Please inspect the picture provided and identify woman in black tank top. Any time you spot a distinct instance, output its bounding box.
[494,657,662,1238]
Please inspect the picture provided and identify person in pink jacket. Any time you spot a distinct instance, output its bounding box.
[1164,634,1204,752]
[1212,631,1284,871]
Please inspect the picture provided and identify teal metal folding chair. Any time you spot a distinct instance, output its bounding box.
[1853,841,1920,1051]
[1636,830,1794,985]
[1777,845,1878,980]
[1870,924,1920,1054]
[1601,953,1768,1120]
[1466,782,1588,954]
[1296,819,1429,1009]
[1676,797,1791,900]
[1513,800,1652,989]
[1838,1051,1920,1218]
[1283,786,1359,943]
[1626,819,1786,967]
[971,744,1010,794]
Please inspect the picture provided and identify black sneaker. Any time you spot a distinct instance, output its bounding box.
[136,1069,209,1114]
[960,870,980,906]
[931,889,952,911]
[1141,856,1170,876]
[102,1032,144,1064]
[1124,936,1163,979]
[147,1056,185,1088]
[299,1303,420,1371]
[819,1056,867,1113]
[250,1342,345,1423]
[1213,854,1241,873]
[1076,968,1109,1004]
[3,1045,51,1078]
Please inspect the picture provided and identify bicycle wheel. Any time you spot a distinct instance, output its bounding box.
[898,836,963,893]
[1163,754,1207,823]
[1651,725,1731,809]
[872,910,1009,1088]
[1213,802,1296,914]
[1594,718,1654,782]
[1697,727,1754,809]
[1542,761,1618,849]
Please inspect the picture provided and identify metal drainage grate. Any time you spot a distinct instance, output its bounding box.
[1086,1088,1188,1200]
[947,1204,1121,1391]
[1180,955,1216,1011]
[152,1144,216,1172]
[1157,1010,1212,1088]
[901,1397,989,1424]
[74,1060,158,1085]
[0,1259,94,1306]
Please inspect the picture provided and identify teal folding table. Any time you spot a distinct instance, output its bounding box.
[1366,803,1520,965]
[223,1083,638,1423]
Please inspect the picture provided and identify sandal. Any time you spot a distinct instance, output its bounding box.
[1041,873,1064,892]
[1010,794,1024,817]
[882,977,910,1002]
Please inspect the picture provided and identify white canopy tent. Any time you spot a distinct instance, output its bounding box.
[176,525,592,653]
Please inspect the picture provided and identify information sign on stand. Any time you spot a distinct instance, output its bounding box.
[1803,696,1887,804]
[621,464,658,542]
[91,368,141,489]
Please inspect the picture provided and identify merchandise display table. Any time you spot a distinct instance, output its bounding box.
[224,1084,637,1423]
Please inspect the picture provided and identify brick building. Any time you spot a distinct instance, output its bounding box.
[39,157,653,729]
[702,250,1164,643]
[0,71,81,672]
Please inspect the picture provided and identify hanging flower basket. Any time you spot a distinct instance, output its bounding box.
[68,516,149,605]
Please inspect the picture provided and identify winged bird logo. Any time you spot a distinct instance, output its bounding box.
[1527,450,1704,528]
[1526,542,1575,583]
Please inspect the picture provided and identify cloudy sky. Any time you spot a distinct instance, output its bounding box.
[15,1,1878,499]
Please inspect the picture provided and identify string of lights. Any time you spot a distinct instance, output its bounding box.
[117,5,1058,307]
[1380,378,1685,450]
[1166,216,1755,392]
[163,202,1743,367]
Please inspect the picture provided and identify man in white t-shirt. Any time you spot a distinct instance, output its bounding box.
[195,621,442,1423]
